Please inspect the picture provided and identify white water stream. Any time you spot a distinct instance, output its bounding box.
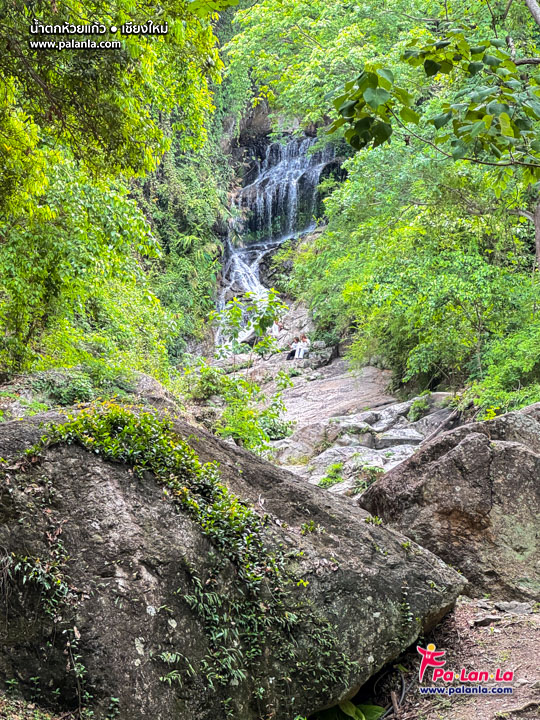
[219,136,334,309]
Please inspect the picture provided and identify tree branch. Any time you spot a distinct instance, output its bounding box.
[389,110,540,169]
[509,208,535,221]
[485,0,498,35]
[514,57,540,65]
[502,0,515,22]
[506,35,516,60]
[292,24,323,49]
[524,0,540,29]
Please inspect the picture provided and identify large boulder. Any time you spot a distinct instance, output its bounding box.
[361,410,540,601]
[0,404,465,720]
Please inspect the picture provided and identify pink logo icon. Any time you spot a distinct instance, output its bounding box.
[417,643,446,682]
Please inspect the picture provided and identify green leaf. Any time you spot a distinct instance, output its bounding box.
[439,60,454,74]
[354,116,375,131]
[424,59,442,77]
[523,99,540,118]
[348,132,368,150]
[451,139,468,159]
[470,45,488,55]
[486,100,507,116]
[514,116,532,131]
[371,121,393,147]
[394,86,414,106]
[471,87,496,103]
[400,106,420,124]
[363,87,391,110]
[355,706,386,720]
[377,68,394,87]
[470,119,487,137]
[491,38,507,48]
[468,61,484,75]
[339,701,360,718]
[338,100,357,117]
[498,112,514,137]
[431,111,453,129]
[366,72,379,89]
[483,54,502,67]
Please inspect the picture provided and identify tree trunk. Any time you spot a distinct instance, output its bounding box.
[525,0,540,30]
[535,198,540,271]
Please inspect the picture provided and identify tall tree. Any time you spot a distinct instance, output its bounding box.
[331,1,540,266]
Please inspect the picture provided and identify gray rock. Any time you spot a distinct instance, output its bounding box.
[0,409,465,720]
[301,347,334,369]
[273,421,341,463]
[410,408,455,436]
[374,427,424,449]
[476,600,492,610]
[381,444,420,470]
[333,411,379,427]
[371,401,415,432]
[335,432,375,449]
[473,615,501,627]
[494,601,533,615]
[361,411,540,600]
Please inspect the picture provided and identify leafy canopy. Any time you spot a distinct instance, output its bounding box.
[0,0,226,185]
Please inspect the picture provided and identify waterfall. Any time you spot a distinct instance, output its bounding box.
[219,135,334,308]
[215,135,334,346]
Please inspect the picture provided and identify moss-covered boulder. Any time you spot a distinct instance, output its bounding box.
[0,403,464,720]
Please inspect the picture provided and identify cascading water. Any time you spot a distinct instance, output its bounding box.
[217,136,334,343]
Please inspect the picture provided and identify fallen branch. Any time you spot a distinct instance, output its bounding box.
[420,408,460,446]
[507,700,540,714]
[390,690,402,719]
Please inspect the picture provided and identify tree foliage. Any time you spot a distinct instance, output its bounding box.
[0,0,223,186]
[0,0,237,375]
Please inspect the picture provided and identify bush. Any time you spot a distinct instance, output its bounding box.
[318,462,344,488]
[31,363,136,407]
[408,395,430,422]
[258,414,294,441]
[187,364,227,401]
[468,321,540,416]
[33,372,95,406]
[353,464,384,495]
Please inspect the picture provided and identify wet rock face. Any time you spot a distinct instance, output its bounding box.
[0,410,465,720]
[360,410,540,601]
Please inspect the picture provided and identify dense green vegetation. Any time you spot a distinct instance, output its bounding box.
[236,0,540,414]
[0,0,232,378]
[5,3,540,717]
[3,0,540,420]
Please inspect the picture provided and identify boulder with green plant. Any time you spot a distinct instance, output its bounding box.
[0,402,465,720]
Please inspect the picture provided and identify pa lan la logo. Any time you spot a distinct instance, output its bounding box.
[416,643,514,684]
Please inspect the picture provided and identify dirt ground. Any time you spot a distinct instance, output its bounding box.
[364,596,540,720]
[0,695,59,720]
